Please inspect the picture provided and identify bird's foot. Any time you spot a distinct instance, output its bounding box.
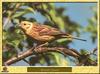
[34,42,49,53]
[40,42,49,47]
[35,42,49,49]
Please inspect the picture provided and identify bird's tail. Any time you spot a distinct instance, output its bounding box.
[61,35,86,41]
[71,37,86,41]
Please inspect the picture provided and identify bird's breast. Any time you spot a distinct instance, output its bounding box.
[26,28,39,38]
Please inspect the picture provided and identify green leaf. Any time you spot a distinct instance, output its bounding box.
[12,11,29,18]
[26,7,35,13]
[51,52,68,66]
[11,40,20,47]
[57,38,72,42]
[41,4,48,10]
[12,7,35,18]
[39,57,45,65]
[80,49,89,55]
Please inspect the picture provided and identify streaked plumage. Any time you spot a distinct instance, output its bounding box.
[20,21,86,42]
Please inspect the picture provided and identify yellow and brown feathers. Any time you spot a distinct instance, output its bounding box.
[20,21,86,42]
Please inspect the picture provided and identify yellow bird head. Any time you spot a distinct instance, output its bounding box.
[20,21,33,31]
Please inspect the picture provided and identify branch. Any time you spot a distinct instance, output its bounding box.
[76,47,98,66]
[4,46,81,66]
[90,48,97,55]
[4,47,34,66]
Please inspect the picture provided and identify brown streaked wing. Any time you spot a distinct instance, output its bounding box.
[36,24,62,36]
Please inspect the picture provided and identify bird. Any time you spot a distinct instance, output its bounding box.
[19,21,86,44]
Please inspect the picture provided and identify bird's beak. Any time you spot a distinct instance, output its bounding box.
[19,25,21,27]
[17,24,21,29]
[18,23,21,27]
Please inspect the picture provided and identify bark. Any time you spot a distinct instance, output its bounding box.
[4,46,81,66]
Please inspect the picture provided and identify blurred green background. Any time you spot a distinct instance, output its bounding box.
[2,3,97,66]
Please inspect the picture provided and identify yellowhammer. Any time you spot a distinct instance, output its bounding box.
[20,21,86,43]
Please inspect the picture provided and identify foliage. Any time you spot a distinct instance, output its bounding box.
[2,3,97,66]
[84,6,97,43]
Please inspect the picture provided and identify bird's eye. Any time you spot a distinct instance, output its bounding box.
[23,23,26,25]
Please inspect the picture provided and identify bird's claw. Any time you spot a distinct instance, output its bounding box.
[34,42,49,50]
[37,42,49,48]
